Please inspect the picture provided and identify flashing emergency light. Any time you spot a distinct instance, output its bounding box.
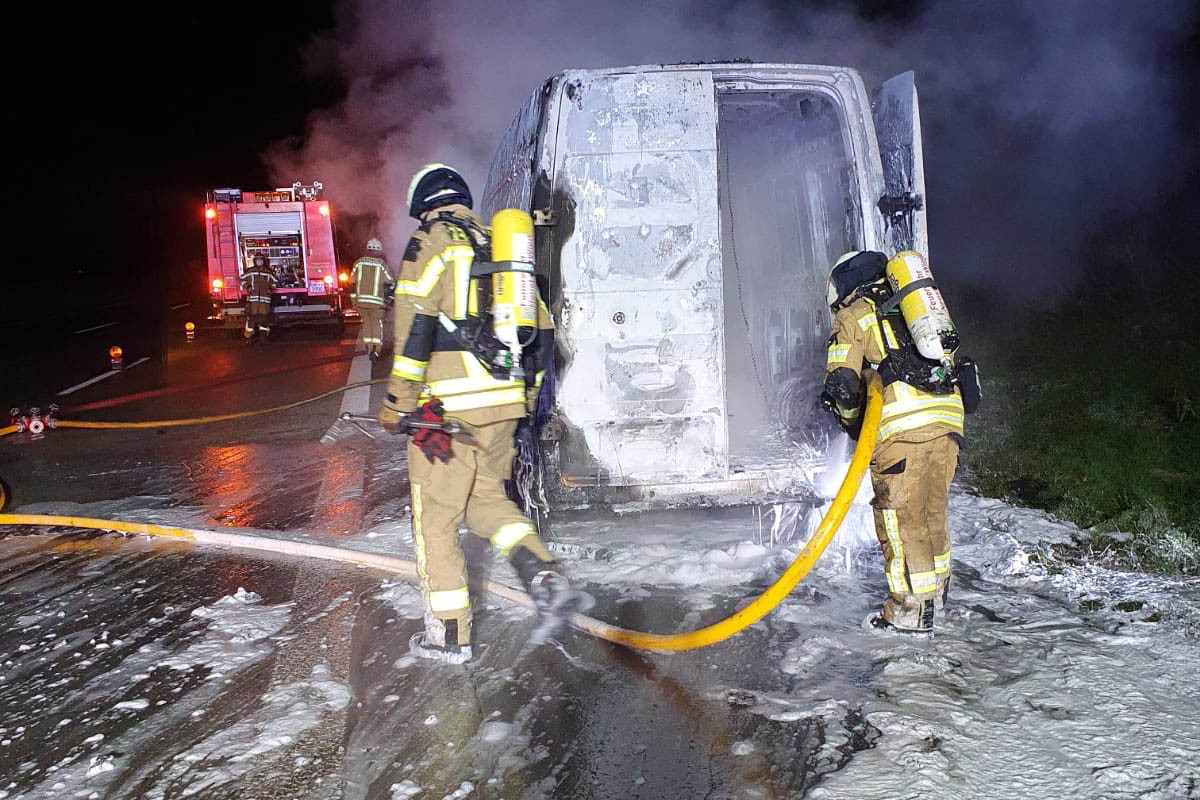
[338,272,349,283]
[211,278,224,291]
[319,204,330,217]
[185,321,196,342]
[109,346,123,370]
[205,208,216,220]
[323,275,335,286]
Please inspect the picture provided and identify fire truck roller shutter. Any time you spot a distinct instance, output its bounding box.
[234,212,303,236]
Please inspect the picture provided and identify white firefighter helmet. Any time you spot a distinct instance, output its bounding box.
[827,251,889,309]
[827,251,861,308]
[366,238,383,252]
[407,163,472,218]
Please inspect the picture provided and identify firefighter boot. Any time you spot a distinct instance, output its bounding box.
[510,547,589,645]
[409,616,472,665]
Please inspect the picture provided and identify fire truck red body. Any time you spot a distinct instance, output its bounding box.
[204,181,355,330]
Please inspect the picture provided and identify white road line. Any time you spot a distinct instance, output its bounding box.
[57,357,151,396]
[338,324,373,416]
[170,302,190,311]
[73,321,120,335]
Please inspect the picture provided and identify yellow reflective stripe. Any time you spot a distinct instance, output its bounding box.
[435,387,527,412]
[879,410,965,441]
[438,244,475,318]
[392,356,428,381]
[909,570,938,595]
[881,319,901,350]
[836,405,861,421]
[396,253,449,297]
[429,586,470,613]
[882,509,907,594]
[412,485,427,581]
[934,550,952,574]
[857,312,885,353]
[426,373,518,396]
[491,522,534,557]
[827,344,851,366]
[533,370,544,389]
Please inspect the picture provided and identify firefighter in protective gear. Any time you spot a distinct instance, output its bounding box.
[241,254,276,341]
[350,237,392,361]
[379,163,576,663]
[822,250,965,633]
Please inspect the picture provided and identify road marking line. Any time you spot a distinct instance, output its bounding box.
[170,302,190,311]
[57,357,151,396]
[73,321,120,334]
[338,327,372,416]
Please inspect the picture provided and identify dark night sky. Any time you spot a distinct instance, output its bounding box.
[7,4,338,307]
[6,1,1198,318]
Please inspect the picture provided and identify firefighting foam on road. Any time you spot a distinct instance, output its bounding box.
[5,0,1200,794]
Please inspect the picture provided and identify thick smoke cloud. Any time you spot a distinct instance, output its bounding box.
[268,0,1195,298]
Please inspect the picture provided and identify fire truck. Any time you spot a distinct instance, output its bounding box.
[204,181,355,332]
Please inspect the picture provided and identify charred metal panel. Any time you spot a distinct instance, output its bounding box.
[483,84,544,215]
[872,71,928,260]
[553,71,727,483]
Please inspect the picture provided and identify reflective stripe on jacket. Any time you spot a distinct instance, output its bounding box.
[826,295,964,443]
[387,204,554,426]
[240,267,276,306]
[351,256,391,307]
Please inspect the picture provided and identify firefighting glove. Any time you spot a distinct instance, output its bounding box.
[378,393,410,435]
[411,398,453,463]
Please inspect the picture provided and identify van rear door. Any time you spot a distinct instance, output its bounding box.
[872,71,928,259]
[552,70,726,484]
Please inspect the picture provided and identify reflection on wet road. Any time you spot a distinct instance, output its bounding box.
[7,326,868,800]
[6,327,1198,799]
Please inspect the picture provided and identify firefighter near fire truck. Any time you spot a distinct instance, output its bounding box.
[379,163,584,664]
[350,238,392,361]
[205,181,348,334]
[821,250,982,633]
[241,253,277,341]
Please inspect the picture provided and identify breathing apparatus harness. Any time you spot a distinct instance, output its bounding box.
[843,280,959,395]
[422,211,539,386]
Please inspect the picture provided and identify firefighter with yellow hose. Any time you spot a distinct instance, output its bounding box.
[822,250,981,632]
[378,164,583,663]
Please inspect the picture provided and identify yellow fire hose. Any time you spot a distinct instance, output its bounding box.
[41,379,384,431]
[0,374,882,652]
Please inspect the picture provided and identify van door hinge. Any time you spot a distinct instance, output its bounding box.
[877,192,924,218]
[532,209,557,227]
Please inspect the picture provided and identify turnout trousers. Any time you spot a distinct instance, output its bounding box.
[869,434,959,630]
[408,417,554,646]
[244,301,272,338]
[358,305,384,352]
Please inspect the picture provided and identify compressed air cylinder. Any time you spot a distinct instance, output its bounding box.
[885,250,959,364]
[489,208,538,351]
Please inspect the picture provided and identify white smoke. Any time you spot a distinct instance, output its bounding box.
[267,0,1195,294]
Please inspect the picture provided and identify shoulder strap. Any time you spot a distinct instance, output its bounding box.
[876,278,936,316]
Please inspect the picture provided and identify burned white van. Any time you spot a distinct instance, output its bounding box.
[482,63,928,510]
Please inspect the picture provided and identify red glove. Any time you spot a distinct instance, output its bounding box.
[411,398,453,463]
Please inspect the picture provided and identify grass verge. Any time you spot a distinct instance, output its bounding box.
[954,282,1200,576]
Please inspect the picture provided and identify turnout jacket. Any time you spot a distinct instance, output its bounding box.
[826,294,964,444]
[350,255,391,307]
[388,204,554,426]
[240,265,277,305]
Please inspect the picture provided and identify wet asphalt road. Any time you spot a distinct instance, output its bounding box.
[0,322,873,799]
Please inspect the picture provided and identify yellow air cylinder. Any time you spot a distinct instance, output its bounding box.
[886,250,958,365]
[489,208,538,352]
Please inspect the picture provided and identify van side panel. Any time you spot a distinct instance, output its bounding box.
[483,85,546,215]
[553,71,727,484]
